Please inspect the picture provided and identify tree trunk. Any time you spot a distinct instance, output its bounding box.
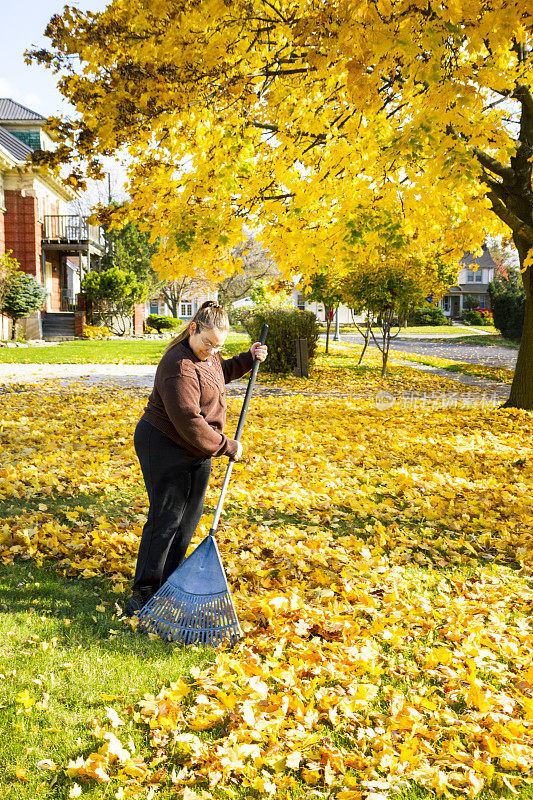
[357,316,372,365]
[11,318,17,341]
[504,236,533,409]
[381,308,394,377]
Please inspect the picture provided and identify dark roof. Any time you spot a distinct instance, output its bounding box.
[0,98,46,122]
[0,125,33,161]
[460,243,497,270]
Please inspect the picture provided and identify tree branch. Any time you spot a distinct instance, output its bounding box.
[472,147,514,182]
[486,190,533,244]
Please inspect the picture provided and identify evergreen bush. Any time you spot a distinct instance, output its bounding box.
[1,272,47,340]
[146,314,182,333]
[242,308,319,373]
[488,271,525,341]
[408,306,450,326]
[463,309,486,326]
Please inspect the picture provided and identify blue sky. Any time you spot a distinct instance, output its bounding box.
[0,0,127,206]
[0,0,109,117]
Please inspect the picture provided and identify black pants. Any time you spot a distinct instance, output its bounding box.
[132,419,212,593]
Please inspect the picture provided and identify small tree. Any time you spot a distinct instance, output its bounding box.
[350,308,376,365]
[82,266,147,335]
[343,261,428,377]
[306,270,343,354]
[160,275,214,318]
[1,272,47,340]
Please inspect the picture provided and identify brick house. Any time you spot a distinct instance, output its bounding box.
[0,99,104,339]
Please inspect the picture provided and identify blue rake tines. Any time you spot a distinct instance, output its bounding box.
[136,534,242,646]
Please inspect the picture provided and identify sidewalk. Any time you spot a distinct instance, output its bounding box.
[0,363,157,390]
[0,360,511,404]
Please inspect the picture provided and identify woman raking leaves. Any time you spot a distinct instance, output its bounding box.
[126,301,267,617]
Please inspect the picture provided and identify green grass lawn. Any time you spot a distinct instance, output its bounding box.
[0,558,212,799]
[0,332,251,365]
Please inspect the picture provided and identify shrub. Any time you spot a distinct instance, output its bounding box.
[82,324,111,339]
[242,308,319,373]
[146,314,182,333]
[408,306,450,326]
[463,309,488,326]
[488,271,525,341]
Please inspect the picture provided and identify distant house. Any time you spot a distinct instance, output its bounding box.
[439,244,498,319]
[146,289,219,322]
[0,98,104,339]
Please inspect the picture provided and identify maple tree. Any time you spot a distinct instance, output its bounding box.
[29,0,533,410]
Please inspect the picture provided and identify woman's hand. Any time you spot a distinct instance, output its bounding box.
[250,342,268,361]
[233,441,243,461]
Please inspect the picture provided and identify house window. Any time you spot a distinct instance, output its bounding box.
[466,268,483,283]
[180,301,193,317]
[441,296,451,312]
[297,294,306,311]
[149,300,159,315]
[477,295,487,309]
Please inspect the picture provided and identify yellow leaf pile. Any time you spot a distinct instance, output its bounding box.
[0,377,532,798]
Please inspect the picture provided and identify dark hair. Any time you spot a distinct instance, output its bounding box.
[165,300,229,353]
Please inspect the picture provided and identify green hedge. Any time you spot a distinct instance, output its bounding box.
[242,308,319,373]
[408,306,450,326]
[146,314,181,333]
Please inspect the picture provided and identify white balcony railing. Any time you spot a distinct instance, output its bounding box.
[42,215,103,248]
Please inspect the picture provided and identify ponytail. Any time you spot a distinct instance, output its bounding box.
[164,300,230,353]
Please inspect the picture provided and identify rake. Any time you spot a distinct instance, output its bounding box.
[137,324,268,646]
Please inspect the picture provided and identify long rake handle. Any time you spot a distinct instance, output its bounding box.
[209,324,268,536]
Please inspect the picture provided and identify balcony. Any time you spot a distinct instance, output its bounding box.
[42,215,104,252]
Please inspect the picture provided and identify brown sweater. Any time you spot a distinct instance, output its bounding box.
[141,339,254,458]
